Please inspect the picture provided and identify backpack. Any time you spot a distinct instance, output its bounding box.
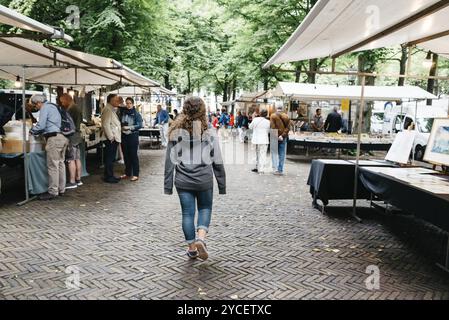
[53,103,75,137]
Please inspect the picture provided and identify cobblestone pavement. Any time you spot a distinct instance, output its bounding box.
[1,140,449,300]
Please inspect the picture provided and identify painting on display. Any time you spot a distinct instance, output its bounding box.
[424,118,449,167]
[385,130,417,165]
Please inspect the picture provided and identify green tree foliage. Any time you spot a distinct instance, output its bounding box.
[1,0,447,96]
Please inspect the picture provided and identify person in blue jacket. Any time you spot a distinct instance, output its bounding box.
[120,98,143,181]
[154,104,170,147]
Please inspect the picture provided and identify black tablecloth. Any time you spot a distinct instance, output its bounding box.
[359,168,449,232]
[307,159,395,206]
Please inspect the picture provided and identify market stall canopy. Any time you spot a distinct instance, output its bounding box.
[0,37,173,94]
[0,4,73,42]
[108,86,150,96]
[264,0,449,68]
[273,82,437,101]
[238,90,274,102]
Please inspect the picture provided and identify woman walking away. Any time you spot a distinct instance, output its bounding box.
[164,97,226,261]
[120,98,143,182]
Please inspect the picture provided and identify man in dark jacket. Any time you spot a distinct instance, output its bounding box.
[0,102,14,135]
[324,107,343,133]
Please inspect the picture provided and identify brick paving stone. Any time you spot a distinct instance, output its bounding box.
[0,141,449,300]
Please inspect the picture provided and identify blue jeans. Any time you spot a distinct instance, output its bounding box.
[177,189,214,244]
[271,139,287,173]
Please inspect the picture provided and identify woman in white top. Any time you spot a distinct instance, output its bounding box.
[249,110,271,173]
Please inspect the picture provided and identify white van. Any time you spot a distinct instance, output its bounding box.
[371,110,385,134]
[383,102,448,160]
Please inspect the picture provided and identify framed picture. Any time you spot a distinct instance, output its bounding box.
[385,131,417,165]
[424,118,449,167]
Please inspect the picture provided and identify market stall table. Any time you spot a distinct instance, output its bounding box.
[289,134,394,155]
[0,148,88,196]
[307,159,396,212]
[139,128,161,149]
[359,166,449,272]
[359,167,449,232]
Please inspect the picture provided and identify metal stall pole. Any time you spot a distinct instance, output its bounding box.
[412,99,418,163]
[351,75,366,222]
[17,67,36,206]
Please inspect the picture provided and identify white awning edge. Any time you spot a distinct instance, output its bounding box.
[263,0,330,68]
[273,82,437,101]
[0,4,73,42]
[264,0,449,68]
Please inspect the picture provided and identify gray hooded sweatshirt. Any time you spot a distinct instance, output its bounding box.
[164,131,226,195]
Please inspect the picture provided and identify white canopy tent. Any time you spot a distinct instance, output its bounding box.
[0,37,168,90]
[264,0,449,268]
[238,90,274,102]
[273,82,437,101]
[264,0,449,68]
[0,4,73,42]
[108,86,151,96]
[263,0,449,225]
[0,37,173,205]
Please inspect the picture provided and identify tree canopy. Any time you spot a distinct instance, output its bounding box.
[1,0,448,97]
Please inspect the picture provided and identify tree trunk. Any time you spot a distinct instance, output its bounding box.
[308,59,317,84]
[187,70,191,94]
[427,53,439,106]
[357,55,376,86]
[223,75,229,102]
[295,63,302,83]
[232,79,237,101]
[263,78,269,103]
[398,45,408,87]
[164,58,172,90]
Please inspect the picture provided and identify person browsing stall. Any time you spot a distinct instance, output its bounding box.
[154,105,169,148]
[62,94,84,190]
[29,94,69,200]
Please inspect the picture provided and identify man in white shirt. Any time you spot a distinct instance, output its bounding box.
[249,110,271,174]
